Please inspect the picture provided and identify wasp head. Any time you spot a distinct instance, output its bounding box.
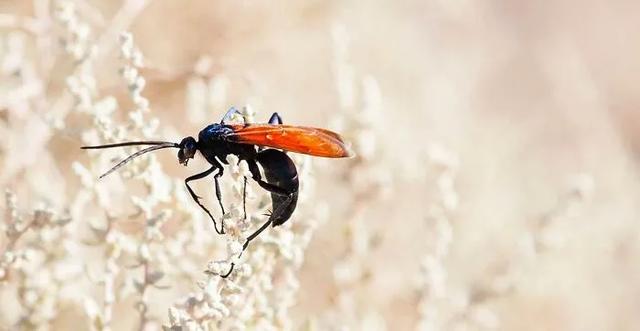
[178,136,197,166]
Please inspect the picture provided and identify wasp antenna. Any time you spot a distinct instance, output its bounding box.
[94,143,179,179]
[82,141,178,149]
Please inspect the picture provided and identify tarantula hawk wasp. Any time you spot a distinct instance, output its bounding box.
[82,108,352,276]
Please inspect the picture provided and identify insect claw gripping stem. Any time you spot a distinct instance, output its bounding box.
[218,197,292,278]
[219,218,274,278]
[218,194,293,278]
[220,263,235,278]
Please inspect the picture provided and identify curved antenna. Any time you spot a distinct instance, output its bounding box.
[82,141,177,149]
[82,141,179,179]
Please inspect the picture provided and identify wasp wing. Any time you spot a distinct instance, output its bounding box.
[227,124,353,158]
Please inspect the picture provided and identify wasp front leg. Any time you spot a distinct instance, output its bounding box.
[185,159,226,234]
[237,150,299,258]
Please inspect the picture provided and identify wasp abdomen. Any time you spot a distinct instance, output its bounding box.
[256,149,299,226]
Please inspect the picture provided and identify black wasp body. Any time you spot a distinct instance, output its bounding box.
[82,108,351,277]
[180,111,299,240]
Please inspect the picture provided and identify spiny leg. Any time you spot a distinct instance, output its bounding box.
[185,166,224,234]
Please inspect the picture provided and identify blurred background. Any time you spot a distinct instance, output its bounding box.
[1,0,640,330]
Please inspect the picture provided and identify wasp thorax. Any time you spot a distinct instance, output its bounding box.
[178,136,197,166]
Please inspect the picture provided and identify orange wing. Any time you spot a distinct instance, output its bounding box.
[228,124,353,158]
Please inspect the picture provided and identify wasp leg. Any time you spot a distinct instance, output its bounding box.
[220,263,235,278]
[240,191,294,252]
[241,218,272,253]
[220,216,275,278]
[214,167,225,215]
[254,150,299,225]
[185,165,224,234]
[223,194,294,279]
[247,157,298,227]
[242,176,248,220]
[219,156,296,279]
[246,160,291,196]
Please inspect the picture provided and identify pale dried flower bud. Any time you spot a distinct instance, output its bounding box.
[5,189,18,223]
[33,208,54,227]
[206,261,225,275]
[139,243,151,262]
[168,306,187,326]
[242,105,256,123]
[3,251,16,265]
[469,306,499,329]
[226,154,240,166]
[229,241,243,256]
[119,32,134,56]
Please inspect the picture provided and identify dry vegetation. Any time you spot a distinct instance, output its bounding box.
[1,0,640,330]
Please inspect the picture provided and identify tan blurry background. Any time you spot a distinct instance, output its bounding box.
[2,0,640,330]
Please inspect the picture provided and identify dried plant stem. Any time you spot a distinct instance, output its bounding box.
[137,261,150,330]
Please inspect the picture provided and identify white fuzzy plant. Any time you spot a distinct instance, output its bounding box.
[71,26,325,331]
[75,35,318,330]
[0,2,333,329]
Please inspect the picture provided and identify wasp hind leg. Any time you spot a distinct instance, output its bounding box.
[241,176,247,220]
[220,150,298,278]
[220,195,294,278]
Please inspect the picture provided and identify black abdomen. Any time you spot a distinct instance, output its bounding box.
[256,149,299,226]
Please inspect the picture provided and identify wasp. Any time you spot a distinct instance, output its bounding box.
[82,108,352,276]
